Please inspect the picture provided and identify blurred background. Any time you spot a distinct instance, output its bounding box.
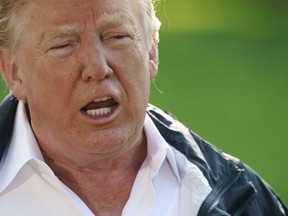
[0,0,287,205]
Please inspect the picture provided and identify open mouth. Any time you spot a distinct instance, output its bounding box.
[81,97,119,117]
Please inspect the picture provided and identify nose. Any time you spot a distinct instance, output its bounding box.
[81,41,113,82]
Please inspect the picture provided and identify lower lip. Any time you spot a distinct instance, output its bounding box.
[80,105,120,122]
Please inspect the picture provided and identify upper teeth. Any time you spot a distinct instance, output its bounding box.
[93,97,111,102]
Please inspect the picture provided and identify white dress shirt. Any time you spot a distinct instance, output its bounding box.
[0,101,210,215]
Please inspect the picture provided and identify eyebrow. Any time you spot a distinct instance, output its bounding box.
[42,24,81,43]
[96,11,132,29]
[96,11,139,39]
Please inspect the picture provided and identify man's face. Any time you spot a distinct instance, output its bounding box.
[11,0,158,161]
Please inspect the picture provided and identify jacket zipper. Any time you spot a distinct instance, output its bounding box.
[197,166,245,216]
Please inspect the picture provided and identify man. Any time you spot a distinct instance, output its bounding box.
[0,0,287,215]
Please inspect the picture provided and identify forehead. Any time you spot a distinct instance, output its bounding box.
[20,0,142,29]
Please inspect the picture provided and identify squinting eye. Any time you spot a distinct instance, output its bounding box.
[51,43,71,50]
[112,34,129,40]
[102,32,133,49]
[47,42,75,57]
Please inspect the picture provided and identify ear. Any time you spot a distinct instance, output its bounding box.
[0,51,27,100]
[148,36,159,80]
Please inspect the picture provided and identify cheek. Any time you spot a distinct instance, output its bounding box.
[117,50,150,93]
[118,44,150,77]
[121,58,151,112]
[22,58,79,115]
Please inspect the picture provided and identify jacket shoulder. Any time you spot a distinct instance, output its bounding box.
[147,104,287,215]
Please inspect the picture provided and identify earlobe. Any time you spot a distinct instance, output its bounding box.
[148,36,159,80]
[0,51,26,100]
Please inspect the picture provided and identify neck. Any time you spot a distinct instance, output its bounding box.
[42,132,147,215]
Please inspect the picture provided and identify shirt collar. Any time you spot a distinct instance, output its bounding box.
[144,113,181,183]
[0,100,44,193]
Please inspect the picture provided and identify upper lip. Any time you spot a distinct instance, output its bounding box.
[93,96,112,103]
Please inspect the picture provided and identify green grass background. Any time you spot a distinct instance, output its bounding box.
[1,0,288,205]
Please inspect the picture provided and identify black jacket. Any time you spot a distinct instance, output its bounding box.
[0,94,287,215]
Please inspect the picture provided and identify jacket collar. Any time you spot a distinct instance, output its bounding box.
[146,104,211,176]
[0,94,18,162]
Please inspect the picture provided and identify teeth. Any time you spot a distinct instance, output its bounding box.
[86,107,112,117]
[93,97,111,103]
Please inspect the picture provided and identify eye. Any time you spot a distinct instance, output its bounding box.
[103,33,132,49]
[111,34,129,40]
[48,41,75,57]
[51,43,72,50]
